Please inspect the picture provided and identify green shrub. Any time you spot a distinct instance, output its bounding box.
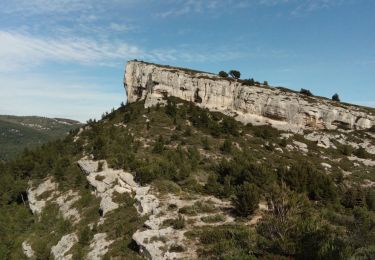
[163,215,185,229]
[300,88,313,96]
[201,214,225,223]
[233,182,260,217]
[229,70,241,79]
[220,139,232,154]
[169,244,185,252]
[218,71,228,77]
[354,147,370,159]
[332,93,340,102]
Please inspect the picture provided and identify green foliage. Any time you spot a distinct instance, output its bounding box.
[220,139,232,154]
[332,93,341,102]
[218,71,228,77]
[243,78,255,86]
[300,88,313,96]
[79,225,92,246]
[233,182,260,217]
[354,147,370,159]
[229,70,241,79]
[366,189,375,211]
[163,215,185,229]
[152,135,165,154]
[279,162,337,201]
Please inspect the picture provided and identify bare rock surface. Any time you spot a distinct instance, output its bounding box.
[125,61,375,132]
[132,194,236,260]
[51,233,78,260]
[77,158,158,217]
[27,178,57,215]
[27,178,81,223]
[22,241,35,259]
[55,190,81,224]
[86,233,113,260]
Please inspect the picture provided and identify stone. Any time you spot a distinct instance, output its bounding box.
[28,178,57,215]
[22,241,35,258]
[86,233,113,260]
[124,61,375,133]
[51,233,78,260]
[292,141,309,153]
[55,190,81,224]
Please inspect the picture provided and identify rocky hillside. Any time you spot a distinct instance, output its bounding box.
[0,61,375,259]
[0,115,82,160]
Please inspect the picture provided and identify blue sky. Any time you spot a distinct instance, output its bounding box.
[0,0,374,122]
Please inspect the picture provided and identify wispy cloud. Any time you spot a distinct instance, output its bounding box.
[0,31,143,71]
[0,30,247,72]
[156,0,352,18]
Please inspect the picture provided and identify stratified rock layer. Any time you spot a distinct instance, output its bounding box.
[124,61,375,132]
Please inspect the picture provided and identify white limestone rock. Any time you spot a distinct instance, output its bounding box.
[22,241,35,259]
[55,190,81,224]
[125,61,375,132]
[51,233,78,260]
[292,141,309,153]
[27,178,57,215]
[86,233,113,260]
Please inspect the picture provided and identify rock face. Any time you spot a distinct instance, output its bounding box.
[51,233,78,260]
[22,241,35,259]
[124,61,375,132]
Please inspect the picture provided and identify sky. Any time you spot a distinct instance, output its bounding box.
[0,0,374,122]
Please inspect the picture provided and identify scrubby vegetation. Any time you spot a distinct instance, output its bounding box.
[0,97,374,259]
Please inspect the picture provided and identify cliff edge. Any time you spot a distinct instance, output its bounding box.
[124,60,375,132]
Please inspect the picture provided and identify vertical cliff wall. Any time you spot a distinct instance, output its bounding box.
[124,60,375,132]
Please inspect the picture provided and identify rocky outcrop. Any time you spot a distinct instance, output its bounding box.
[124,61,375,132]
[51,233,78,260]
[27,178,81,223]
[27,178,57,215]
[22,241,35,259]
[77,158,159,217]
[86,233,113,260]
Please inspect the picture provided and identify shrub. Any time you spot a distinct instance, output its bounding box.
[170,244,185,252]
[202,137,210,150]
[97,161,104,172]
[233,182,260,217]
[353,147,370,159]
[201,214,225,223]
[220,139,232,154]
[229,70,241,79]
[243,78,255,86]
[152,136,165,153]
[263,81,269,86]
[163,215,185,229]
[300,88,313,96]
[95,175,105,181]
[332,93,341,102]
[218,71,228,77]
[366,189,375,211]
[79,226,92,246]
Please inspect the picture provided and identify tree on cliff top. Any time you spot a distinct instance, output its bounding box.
[218,71,228,78]
[229,70,241,79]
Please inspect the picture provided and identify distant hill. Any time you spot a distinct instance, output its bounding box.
[0,115,81,160]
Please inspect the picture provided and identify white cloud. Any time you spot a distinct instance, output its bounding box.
[0,31,144,71]
[0,30,247,72]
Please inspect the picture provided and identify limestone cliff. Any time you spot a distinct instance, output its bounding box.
[124,60,375,132]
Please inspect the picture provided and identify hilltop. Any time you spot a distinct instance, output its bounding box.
[0,61,374,259]
[0,115,81,160]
